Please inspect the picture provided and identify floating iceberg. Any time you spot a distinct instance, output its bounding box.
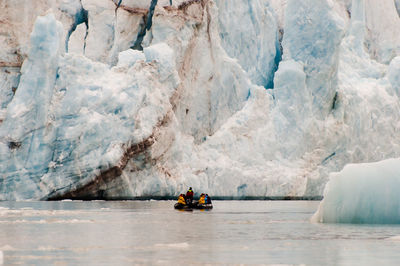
[312,158,400,224]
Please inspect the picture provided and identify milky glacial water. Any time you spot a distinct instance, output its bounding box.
[1,200,400,265]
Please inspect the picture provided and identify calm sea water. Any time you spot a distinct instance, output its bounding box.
[0,200,400,265]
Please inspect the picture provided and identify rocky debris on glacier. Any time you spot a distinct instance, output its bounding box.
[0,0,400,200]
[312,158,400,224]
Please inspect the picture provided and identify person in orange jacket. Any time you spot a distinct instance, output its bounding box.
[177,194,186,205]
[198,193,205,205]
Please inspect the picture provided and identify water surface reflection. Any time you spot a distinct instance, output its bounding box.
[0,201,399,265]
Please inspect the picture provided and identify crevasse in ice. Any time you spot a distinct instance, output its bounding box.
[0,0,400,200]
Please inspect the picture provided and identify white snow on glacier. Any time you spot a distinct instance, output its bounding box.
[312,158,400,224]
[1,0,400,200]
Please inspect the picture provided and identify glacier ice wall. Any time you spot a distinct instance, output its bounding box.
[281,0,344,119]
[312,158,400,224]
[1,11,179,199]
[214,0,280,88]
[0,0,83,121]
[1,0,400,200]
[0,13,64,199]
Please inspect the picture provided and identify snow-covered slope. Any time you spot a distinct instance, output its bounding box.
[0,0,400,200]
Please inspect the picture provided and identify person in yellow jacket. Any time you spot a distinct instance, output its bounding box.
[177,194,186,205]
[198,193,205,205]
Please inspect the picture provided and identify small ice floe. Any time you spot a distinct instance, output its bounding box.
[385,235,400,241]
[37,246,59,251]
[0,245,14,251]
[0,219,94,224]
[154,242,190,250]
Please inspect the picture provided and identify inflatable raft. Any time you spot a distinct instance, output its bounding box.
[174,203,213,210]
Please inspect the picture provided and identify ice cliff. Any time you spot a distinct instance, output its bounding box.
[1,0,400,200]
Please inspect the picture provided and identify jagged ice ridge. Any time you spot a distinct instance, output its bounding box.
[0,0,400,201]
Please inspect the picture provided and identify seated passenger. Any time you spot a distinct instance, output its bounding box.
[177,194,186,205]
[198,193,205,205]
[205,194,212,204]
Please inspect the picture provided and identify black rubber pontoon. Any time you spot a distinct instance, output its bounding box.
[174,203,213,210]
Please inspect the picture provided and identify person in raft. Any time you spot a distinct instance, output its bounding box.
[198,193,206,205]
[204,194,211,204]
[177,194,186,206]
[186,187,194,205]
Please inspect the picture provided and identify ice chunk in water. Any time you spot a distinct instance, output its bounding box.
[312,158,400,224]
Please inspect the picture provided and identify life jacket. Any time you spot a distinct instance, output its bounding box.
[198,195,205,205]
[178,196,186,205]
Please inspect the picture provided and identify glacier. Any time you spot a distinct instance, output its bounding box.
[312,158,400,224]
[0,0,400,200]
